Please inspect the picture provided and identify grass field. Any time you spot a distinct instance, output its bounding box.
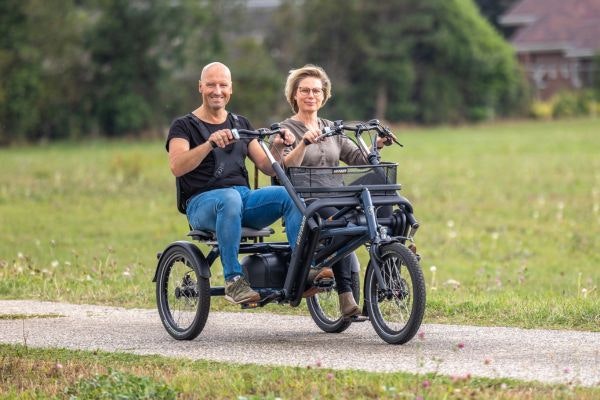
[1,118,599,398]
[0,118,598,330]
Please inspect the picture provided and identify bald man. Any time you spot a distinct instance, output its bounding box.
[166,62,301,304]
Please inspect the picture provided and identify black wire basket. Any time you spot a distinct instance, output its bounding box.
[287,162,399,198]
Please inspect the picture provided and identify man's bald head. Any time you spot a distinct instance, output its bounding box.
[200,62,231,82]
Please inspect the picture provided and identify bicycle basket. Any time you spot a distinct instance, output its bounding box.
[287,162,399,198]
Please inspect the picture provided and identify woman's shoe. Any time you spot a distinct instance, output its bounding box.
[307,266,333,283]
[302,267,334,297]
[339,291,361,318]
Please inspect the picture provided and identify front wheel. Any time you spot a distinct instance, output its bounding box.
[307,271,360,333]
[365,243,425,344]
[156,245,210,340]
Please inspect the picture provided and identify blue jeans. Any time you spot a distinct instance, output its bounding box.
[186,185,302,281]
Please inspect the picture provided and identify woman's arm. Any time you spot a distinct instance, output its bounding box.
[248,129,296,175]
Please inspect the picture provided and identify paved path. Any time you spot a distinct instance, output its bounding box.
[0,300,598,387]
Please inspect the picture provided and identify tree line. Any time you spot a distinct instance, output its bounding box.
[1,0,527,144]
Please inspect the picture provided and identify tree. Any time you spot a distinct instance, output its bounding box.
[86,0,181,135]
[0,0,97,143]
[267,0,526,123]
[0,0,46,143]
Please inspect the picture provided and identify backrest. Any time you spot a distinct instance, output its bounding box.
[176,177,187,214]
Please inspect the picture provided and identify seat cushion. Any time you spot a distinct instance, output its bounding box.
[188,227,274,241]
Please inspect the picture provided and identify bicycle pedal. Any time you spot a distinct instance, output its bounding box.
[350,315,369,322]
[241,302,260,309]
[314,278,334,287]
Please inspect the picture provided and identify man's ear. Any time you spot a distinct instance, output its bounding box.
[198,80,202,93]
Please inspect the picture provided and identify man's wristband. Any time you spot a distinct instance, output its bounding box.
[208,140,218,149]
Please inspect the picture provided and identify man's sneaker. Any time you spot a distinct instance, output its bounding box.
[302,267,334,298]
[224,275,260,304]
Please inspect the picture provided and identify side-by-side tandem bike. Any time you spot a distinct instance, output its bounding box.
[153,119,425,344]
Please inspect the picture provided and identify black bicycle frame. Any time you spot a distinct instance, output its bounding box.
[256,140,403,305]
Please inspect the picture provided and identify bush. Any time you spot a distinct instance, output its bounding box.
[552,91,594,118]
[529,100,554,119]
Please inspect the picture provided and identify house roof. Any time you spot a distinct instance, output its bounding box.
[499,0,600,57]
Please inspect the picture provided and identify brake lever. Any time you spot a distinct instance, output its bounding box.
[378,125,403,147]
[304,121,344,145]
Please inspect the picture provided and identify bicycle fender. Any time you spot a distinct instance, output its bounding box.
[152,241,211,282]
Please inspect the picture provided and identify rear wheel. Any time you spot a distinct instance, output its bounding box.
[365,243,425,344]
[156,245,210,340]
[307,271,360,333]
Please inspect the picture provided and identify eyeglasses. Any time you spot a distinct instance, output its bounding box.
[297,87,324,96]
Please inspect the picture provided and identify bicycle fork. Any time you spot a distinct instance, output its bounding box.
[361,188,389,292]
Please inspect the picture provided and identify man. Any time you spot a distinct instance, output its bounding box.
[166,62,302,304]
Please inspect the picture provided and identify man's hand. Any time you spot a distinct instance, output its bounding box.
[208,129,236,148]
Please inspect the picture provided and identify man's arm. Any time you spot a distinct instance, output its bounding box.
[168,125,239,177]
[168,138,213,177]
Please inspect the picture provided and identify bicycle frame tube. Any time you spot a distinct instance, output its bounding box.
[258,140,307,214]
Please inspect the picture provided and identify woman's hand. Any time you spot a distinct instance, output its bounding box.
[376,133,395,149]
[301,129,322,146]
[271,128,295,147]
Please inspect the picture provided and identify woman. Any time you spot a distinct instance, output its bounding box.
[271,65,390,318]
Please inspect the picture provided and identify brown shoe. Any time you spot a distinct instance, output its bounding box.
[307,267,334,282]
[224,275,260,304]
[339,291,361,318]
[302,267,334,298]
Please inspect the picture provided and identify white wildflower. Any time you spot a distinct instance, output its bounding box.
[443,279,461,289]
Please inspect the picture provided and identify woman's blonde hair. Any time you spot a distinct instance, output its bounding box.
[284,64,332,113]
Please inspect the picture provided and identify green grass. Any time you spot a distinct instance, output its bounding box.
[0,118,598,329]
[1,344,598,399]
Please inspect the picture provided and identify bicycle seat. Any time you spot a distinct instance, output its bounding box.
[188,227,274,242]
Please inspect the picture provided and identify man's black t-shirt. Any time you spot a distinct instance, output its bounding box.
[166,113,254,202]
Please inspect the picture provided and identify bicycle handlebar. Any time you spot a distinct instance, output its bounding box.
[231,123,283,140]
[232,119,402,151]
[308,119,403,147]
